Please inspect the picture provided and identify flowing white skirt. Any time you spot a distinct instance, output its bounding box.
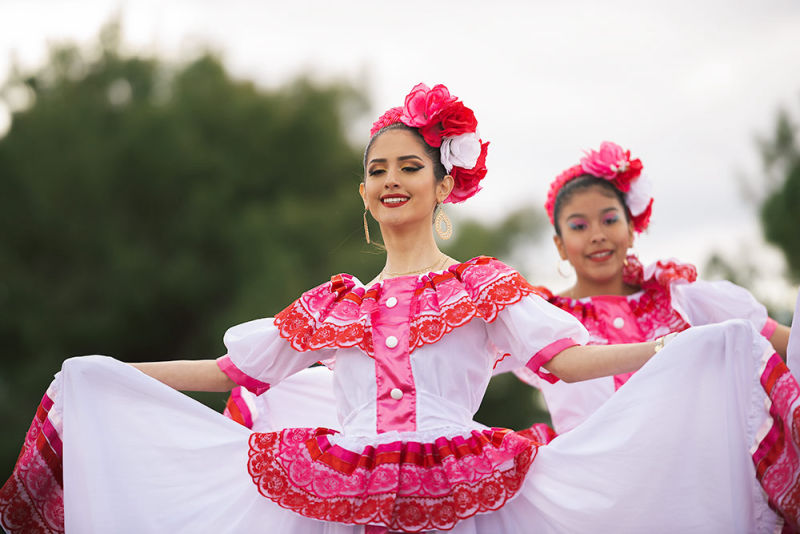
[11,319,795,533]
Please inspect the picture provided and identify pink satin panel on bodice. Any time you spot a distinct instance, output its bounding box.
[589,295,646,389]
[372,277,418,433]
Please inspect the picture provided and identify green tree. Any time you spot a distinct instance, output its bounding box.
[760,105,800,282]
[0,25,375,475]
[0,24,550,478]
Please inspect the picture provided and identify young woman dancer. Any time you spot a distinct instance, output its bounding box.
[2,86,797,534]
[514,141,791,434]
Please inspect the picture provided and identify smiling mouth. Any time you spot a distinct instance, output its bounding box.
[587,250,614,262]
[381,196,410,207]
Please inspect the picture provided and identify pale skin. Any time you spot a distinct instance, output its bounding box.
[553,184,790,357]
[131,129,664,390]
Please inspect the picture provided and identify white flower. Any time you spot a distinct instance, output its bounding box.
[625,172,653,216]
[440,132,481,172]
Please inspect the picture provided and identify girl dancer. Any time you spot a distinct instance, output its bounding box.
[2,86,797,533]
[514,141,791,434]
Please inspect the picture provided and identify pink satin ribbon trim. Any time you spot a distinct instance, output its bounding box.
[761,317,778,340]
[526,337,580,384]
[216,355,271,395]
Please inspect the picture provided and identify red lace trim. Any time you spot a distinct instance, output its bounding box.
[408,270,537,353]
[753,353,800,530]
[622,255,697,288]
[274,257,538,358]
[547,257,693,345]
[0,394,64,534]
[247,427,536,532]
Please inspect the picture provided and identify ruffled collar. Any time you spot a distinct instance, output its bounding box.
[273,256,540,357]
[536,255,698,311]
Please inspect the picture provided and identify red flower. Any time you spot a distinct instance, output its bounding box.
[439,102,478,138]
[447,141,489,204]
[419,101,478,148]
[612,154,643,193]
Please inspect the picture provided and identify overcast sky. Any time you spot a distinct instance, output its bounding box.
[2,0,800,305]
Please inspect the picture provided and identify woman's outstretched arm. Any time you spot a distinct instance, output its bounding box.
[130,359,236,392]
[543,340,663,383]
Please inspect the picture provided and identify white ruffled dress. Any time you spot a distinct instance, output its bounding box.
[513,257,781,435]
[2,257,799,533]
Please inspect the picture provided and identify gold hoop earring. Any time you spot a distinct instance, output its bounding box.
[624,247,638,266]
[434,205,453,240]
[363,210,371,244]
[557,259,573,278]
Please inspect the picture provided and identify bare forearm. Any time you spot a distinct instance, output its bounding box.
[769,324,790,359]
[130,359,236,392]
[543,341,659,383]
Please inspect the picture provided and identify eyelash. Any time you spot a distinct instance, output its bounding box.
[568,221,587,231]
[368,165,423,176]
[603,214,619,225]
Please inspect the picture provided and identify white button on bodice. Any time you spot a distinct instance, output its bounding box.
[390,388,403,400]
[385,335,398,348]
[612,317,625,329]
[386,297,398,308]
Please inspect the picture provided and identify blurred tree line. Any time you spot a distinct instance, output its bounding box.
[760,108,800,282]
[0,25,549,477]
[705,101,800,321]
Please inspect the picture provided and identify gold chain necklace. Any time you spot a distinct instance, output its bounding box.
[379,254,449,280]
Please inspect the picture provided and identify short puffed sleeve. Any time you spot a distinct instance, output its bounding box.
[216,318,335,395]
[487,293,589,384]
[671,280,777,339]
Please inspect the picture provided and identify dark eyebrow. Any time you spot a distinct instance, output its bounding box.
[367,155,425,165]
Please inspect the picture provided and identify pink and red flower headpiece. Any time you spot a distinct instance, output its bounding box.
[370,83,489,204]
[545,141,653,233]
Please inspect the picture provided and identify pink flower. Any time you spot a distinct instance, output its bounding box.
[401,83,433,127]
[580,141,628,179]
[401,83,456,130]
